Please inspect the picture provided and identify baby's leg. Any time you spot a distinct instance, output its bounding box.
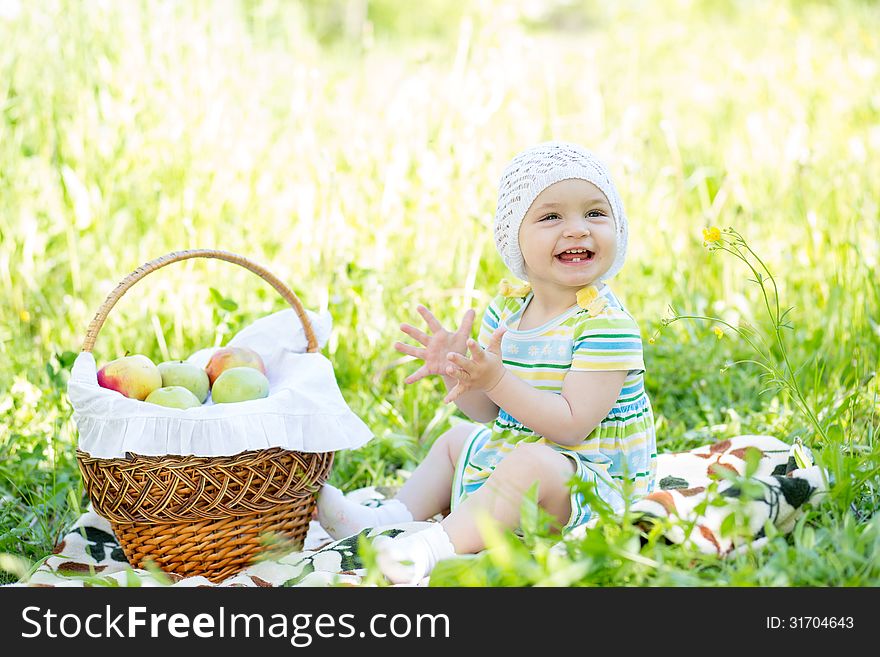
[395,422,475,520]
[376,443,575,583]
[317,422,476,539]
[440,443,575,553]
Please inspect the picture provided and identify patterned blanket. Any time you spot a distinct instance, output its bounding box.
[9,435,827,587]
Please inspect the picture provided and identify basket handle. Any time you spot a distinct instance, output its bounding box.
[81,249,319,354]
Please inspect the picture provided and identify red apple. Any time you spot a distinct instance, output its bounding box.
[97,354,162,400]
[205,346,266,387]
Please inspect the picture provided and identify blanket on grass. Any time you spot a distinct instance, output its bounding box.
[10,435,827,587]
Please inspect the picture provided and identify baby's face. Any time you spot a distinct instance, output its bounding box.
[518,178,616,289]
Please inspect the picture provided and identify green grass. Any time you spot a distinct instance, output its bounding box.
[1,0,878,585]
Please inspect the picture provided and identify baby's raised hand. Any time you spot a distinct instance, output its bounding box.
[394,305,476,384]
[443,327,507,404]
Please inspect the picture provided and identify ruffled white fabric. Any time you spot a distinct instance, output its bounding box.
[69,308,374,458]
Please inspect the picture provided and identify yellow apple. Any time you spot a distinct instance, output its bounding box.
[97,354,162,401]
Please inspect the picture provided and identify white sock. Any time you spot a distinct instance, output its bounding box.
[374,523,456,585]
[316,484,413,539]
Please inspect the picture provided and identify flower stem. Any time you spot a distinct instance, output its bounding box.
[680,229,829,446]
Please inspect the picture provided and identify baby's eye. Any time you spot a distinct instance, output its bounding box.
[540,213,561,222]
[586,209,607,218]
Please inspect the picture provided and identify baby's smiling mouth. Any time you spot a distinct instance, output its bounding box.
[555,248,595,263]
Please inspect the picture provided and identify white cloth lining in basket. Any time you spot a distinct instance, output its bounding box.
[69,308,374,458]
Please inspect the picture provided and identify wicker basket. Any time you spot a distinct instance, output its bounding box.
[75,250,334,583]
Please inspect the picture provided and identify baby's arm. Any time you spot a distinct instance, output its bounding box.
[485,369,626,445]
[447,308,641,443]
[443,328,624,440]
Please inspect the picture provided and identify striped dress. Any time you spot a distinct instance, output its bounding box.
[450,283,657,530]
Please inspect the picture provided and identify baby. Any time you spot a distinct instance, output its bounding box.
[318,141,657,584]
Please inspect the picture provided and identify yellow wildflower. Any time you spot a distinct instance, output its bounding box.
[648,336,656,345]
[702,226,721,243]
[499,279,532,298]
[576,286,599,309]
[19,309,30,323]
[713,326,724,339]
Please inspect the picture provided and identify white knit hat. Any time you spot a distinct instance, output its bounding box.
[493,141,628,282]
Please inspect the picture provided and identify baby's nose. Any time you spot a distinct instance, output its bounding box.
[564,222,591,236]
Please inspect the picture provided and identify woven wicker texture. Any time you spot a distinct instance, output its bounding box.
[77,449,333,582]
[75,250,335,582]
[77,448,333,523]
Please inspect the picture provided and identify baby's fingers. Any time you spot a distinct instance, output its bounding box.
[466,338,485,360]
[443,381,463,405]
[393,341,425,360]
[487,326,507,354]
[404,365,429,385]
[447,351,474,373]
[417,304,444,333]
[455,308,476,338]
[399,323,430,346]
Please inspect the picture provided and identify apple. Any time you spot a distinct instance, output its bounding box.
[158,360,210,402]
[145,386,202,409]
[205,346,266,386]
[97,354,162,400]
[211,367,270,403]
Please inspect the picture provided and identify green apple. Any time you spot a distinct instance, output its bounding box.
[145,386,202,409]
[158,360,210,402]
[211,367,270,404]
[97,354,162,400]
